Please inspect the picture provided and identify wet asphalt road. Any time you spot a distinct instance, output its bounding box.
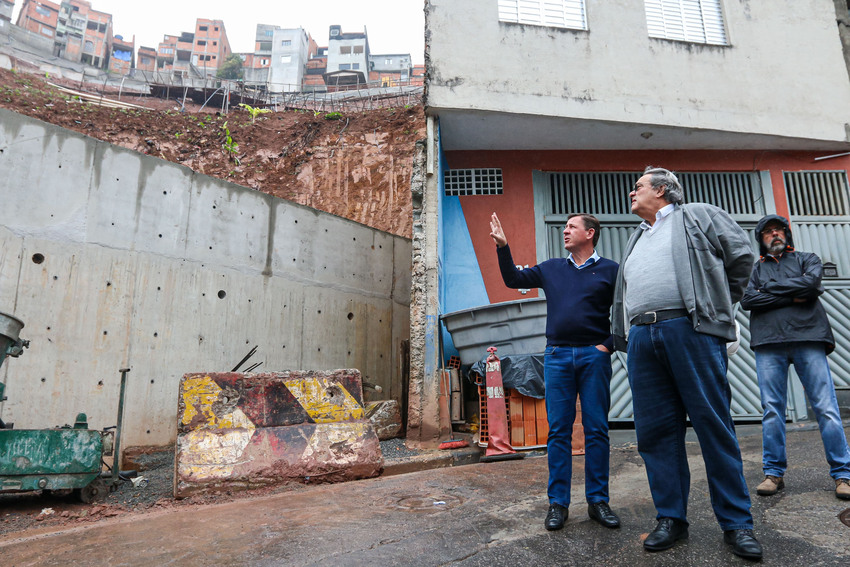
[0,424,848,566]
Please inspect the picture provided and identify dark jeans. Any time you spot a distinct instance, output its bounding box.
[627,317,753,530]
[544,345,612,507]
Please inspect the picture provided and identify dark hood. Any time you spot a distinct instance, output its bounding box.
[755,214,794,256]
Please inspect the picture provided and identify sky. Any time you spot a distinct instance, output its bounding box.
[12,0,426,63]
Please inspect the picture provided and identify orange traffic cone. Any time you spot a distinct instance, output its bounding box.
[480,347,523,463]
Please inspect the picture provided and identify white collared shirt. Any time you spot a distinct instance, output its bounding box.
[639,203,675,234]
[568,250,600,270]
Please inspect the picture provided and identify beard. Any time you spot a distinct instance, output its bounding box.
[766,238,786,255]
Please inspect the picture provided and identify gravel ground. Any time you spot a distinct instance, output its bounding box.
[1,438,426,537]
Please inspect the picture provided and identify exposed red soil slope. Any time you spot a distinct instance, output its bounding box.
[0,67,423,238]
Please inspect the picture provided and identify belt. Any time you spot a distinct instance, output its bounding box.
[630,309,688,326]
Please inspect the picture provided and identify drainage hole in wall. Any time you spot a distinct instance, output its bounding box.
[106,281,111,287]
[202,293,206,297]
[347,313,354,320]
[32,253,45,264]
[146,430,150,434]
[150,379,155,384]
[317,310,322,314]
[348,351,351,356]
[318,347,321,352]
[46,327,50,331]
[157,286,161,291]
[163,191,167,195]
[103,331,107,336]
[53,275,58,280]
[209,246,213,250]
[98,381,103,386]
[218,290,227,299]
[40,378,46,383]
[153,332,158,337]
[158,234,163,238]
[294,220,298,224]
[212,205,216,209]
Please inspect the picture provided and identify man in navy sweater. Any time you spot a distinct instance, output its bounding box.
[490,212,620,532]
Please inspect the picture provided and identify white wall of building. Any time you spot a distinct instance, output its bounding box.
[269,28,309,93]
[427,0,850,145]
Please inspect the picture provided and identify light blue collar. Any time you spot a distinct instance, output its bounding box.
[568,250,600,269]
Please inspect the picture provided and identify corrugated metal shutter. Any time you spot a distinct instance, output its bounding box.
[537,171,765,420]
[498,0,588,30]
[644,0,728,45]
[784,170,850,390]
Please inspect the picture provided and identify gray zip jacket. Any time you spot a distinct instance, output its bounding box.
[612,203,755,351]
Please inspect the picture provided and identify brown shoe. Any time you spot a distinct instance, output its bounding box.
[836,478,850,500]
[756,475,784,496]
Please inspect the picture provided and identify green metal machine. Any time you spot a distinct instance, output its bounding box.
[0,312,124,502]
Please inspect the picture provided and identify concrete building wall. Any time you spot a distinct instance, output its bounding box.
[327,28,369,75]
[426,0,850,144]
[0,109,411,452]
[0,0,14,22]
[269,28,309,93]
[0,17,55,53]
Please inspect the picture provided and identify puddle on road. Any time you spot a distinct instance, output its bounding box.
[379,493,465,512]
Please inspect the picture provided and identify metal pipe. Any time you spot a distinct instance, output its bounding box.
[112,368,130,478]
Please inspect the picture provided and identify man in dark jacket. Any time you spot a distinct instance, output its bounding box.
[741,214,850,501]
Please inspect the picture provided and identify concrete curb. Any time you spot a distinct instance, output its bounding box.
[383,444,482,476]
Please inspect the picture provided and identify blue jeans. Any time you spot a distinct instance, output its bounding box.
[755,342,850,480]
[627,317,753,530]
[544,345,612,508]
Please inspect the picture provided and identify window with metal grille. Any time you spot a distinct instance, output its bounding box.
[784,171,850,217]
[545,171,762,217]
[498,0,588,31]
[644,0,728,46]
[444,169,503,196]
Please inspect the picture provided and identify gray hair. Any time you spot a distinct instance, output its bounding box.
[644,166,684,205]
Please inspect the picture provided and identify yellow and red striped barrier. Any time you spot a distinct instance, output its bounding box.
[174,370,382,498]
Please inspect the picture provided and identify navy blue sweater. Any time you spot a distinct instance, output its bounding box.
[497,245,618,351]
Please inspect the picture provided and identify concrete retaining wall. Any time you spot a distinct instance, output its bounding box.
[0,108,411,452]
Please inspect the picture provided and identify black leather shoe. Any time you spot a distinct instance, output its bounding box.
[587,501,620,528]
[545,503,568,531]
[643,518,689,551]
[723,529,763,561]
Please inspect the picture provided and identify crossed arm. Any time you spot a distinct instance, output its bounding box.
[740,254,824,311]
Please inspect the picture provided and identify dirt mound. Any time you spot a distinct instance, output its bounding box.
[0,67,423,237]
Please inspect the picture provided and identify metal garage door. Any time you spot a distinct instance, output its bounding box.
[532,170,773,421]
[784,171,850,390]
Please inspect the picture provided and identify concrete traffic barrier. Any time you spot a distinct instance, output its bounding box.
[174,369,382,498]
[365,399,402,440]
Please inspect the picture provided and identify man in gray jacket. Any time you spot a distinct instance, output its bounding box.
[612,167,761,560]
[741,214,850,501]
